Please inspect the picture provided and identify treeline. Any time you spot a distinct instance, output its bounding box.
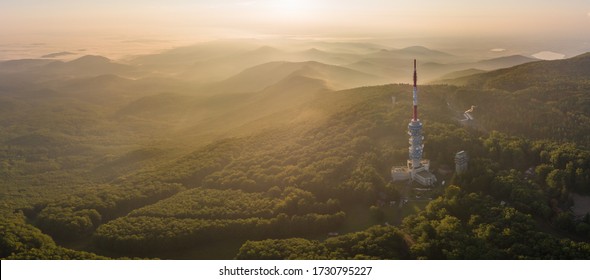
[95,212,345,254]
[94,186,345,254]
[0,213,107,259]
[33,182,183,240]
[236,225,410,260]
[402,185,590,259]
[129,187,340,219]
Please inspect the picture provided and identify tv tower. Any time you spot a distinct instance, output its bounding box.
[391,59,436,186]
[408,59,424,171]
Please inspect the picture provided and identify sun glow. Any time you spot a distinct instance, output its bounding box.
[271,0,317,20]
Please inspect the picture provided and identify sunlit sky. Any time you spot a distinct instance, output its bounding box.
[1,0,589,58]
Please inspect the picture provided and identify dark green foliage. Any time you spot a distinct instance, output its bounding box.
[237,238,323,260]
[401,185,590,259]
[5,246,108,260]
[0,214,55,258]
[95,213,346,254]
[236,225,410,260]
[151,139,245,186]
[0,213,107,259]
[94,187,345,254]
[34,182,183,240]
[323,225,410,259]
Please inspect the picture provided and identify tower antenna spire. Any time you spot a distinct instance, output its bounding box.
[412,59,418,121]
[413,59,417,87]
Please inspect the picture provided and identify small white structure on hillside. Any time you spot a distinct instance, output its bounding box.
[455,150,469,174]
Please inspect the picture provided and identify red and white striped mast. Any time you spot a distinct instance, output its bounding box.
[412,59,418,121]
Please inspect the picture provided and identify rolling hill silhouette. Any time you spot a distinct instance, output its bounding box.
[209,60,383,93]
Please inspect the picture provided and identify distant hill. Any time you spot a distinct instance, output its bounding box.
[450,52,590,91]
[58,74,132,89]
[0,55,136,81]
[131,42,522,84]
[474,55,539,70]
[433,68,487,84]
[129,39,262,70]
[291,48,361,65]
[368,46,454,62]
[307,41,386,54]
[0,59,57,73]
[255,72,328,107]
[116,92,196,120]
[115,69,330,137]
[398,46,454,58]
[132,42,465,84]
[210,60,383,93]
[49,74,135,100]
[42,55,134,77]
[0,56,136,89]
[179,46,287,82]
[180,46,362,82]
[345,59,409,83]
[67,55,111,65]
[5,132,68,148]
[41,52,76,59]
[184,73,330,137]
[347,46,456,82]
[260,72,328,95]
[423,55,540,83]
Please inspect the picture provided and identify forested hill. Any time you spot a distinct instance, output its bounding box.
[444,53,590,146]
[4,81,590,259]
[447,52,590,91]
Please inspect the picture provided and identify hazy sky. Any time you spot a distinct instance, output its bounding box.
[1,0,589,57]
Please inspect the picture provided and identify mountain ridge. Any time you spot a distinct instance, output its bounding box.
[209,60,383,93]
[447,52,590,90]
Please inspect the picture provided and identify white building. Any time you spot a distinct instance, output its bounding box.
[455,150,468,174]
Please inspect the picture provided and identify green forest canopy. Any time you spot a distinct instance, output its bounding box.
[1,52,589,259]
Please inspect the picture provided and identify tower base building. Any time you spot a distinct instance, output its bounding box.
[391,160,436,186]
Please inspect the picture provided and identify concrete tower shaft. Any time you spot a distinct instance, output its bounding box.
[408,120,424,169]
